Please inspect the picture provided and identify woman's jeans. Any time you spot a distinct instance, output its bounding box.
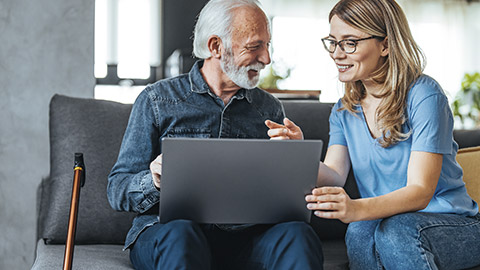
[129,220,323,270]
[346,212,480,270]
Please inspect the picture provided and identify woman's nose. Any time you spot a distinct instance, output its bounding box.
[331,45,346,59]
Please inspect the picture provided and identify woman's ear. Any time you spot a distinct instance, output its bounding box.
[207,35,222,59]
[381,37,389,57]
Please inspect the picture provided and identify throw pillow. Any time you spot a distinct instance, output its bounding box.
[39,95,136,244]
[456,146,480,204]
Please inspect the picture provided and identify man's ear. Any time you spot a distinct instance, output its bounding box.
[381,36,389,57]
[207,35,222,59]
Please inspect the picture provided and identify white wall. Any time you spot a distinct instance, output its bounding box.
[0,0,95,268]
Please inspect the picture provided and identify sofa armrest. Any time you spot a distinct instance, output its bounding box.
[36,176,49,244]
[454,129,480,149]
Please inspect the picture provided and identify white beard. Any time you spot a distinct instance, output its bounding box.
[220,50,265,89]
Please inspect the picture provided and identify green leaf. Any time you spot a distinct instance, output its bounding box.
[452,72,480,127]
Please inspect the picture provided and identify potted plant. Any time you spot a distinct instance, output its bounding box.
[259,64,291,90]
[452,72,480,128]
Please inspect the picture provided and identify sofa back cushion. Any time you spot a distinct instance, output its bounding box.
[454,129,480,149]
[282,100,332,156]
[38,95,136,244]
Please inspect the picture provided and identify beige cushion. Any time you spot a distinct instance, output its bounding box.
[456,146,480,204]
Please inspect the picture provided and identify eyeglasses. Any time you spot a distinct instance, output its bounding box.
[321,36,380,54]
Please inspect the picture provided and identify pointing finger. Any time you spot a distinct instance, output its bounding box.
[265,119,285,129]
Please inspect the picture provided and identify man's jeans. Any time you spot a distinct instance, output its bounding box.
[346,212,480,270]
[130,220,323,270]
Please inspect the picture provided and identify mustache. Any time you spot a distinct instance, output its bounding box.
[245,62,266,73]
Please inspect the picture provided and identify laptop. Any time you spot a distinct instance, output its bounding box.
[159,137,323,224]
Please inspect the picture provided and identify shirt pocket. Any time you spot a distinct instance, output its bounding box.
[165,128,211,138]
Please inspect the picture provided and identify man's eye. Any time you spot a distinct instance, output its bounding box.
[246,45,260,51]
[344,41,356,47]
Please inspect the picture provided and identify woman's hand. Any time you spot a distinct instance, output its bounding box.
[305,186,358,224]
[150,154,163,189]
[265,118,304,140]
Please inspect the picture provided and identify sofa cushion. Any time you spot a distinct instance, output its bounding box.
[31,239,349,270]
[38,95,136,244]
[321,240,349,270]
[32,240,132,269]
[456,146,480,204]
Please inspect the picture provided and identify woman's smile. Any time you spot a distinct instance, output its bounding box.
[336,63,353,72]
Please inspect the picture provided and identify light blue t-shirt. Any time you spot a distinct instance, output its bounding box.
[329,75,478,216]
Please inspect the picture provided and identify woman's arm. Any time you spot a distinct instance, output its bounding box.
[319,144,351,187]
[306,151,442,223]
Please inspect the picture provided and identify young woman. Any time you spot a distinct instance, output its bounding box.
[266,0,480,269]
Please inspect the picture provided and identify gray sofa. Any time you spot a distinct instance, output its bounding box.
[33,94,480,269]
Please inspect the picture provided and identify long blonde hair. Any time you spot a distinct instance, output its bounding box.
[330,0,425,147]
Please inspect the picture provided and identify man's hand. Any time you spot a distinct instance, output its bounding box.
[265,118,304,140]
[150,154,163,189]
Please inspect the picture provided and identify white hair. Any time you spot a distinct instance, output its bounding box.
[192,0,270,59]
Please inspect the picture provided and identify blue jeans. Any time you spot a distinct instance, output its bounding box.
[130,220,323,270]
[346,212,480,270]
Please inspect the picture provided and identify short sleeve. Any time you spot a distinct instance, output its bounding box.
[409,93,453,154]
[328,101,348,147]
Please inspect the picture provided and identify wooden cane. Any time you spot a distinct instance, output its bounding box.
[63,153,85,270]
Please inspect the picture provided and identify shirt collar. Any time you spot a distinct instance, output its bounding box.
[233,88,253,103]
[189,60,253,103]
[189,60,210,94]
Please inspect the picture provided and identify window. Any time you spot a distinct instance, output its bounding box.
[95,0,480,129]
[261,0,480,128]
[264,16,343,103]
[95,0,161,87]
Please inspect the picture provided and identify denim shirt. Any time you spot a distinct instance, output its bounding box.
[107,61,285,250]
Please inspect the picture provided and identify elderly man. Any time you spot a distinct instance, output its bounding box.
[107,0,323,269]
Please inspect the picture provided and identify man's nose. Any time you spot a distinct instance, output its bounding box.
[257,46,271,65]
